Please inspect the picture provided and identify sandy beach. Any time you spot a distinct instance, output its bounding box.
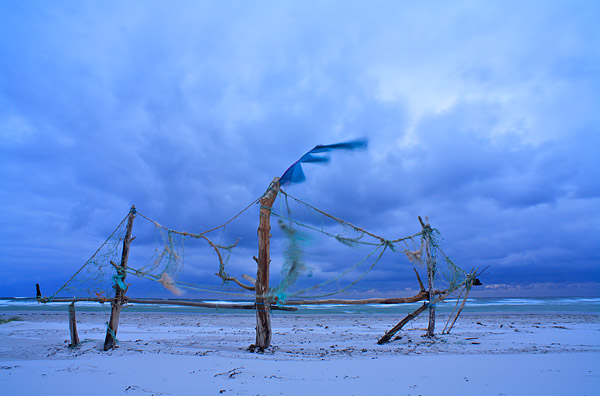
[1,310,598,395]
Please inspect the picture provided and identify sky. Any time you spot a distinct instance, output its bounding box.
[1,0,599,298]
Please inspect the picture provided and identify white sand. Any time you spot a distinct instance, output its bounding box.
[1,311,599,395]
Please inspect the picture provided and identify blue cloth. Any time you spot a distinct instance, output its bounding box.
[280,139,368,185]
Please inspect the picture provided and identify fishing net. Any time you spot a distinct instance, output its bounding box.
[268,190,473,303]
[43,138,472,304]
[43,200,260,302]
[43,189,472,305]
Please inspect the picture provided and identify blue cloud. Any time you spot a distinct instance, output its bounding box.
[1,0,598,297]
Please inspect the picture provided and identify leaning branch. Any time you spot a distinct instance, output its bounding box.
[377,303,429,344]
[215,273,256,291]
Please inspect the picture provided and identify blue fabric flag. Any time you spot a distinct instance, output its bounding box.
[280,139,368,186]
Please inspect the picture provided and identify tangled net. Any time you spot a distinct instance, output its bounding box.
[44,190,475,304]
[268,190,474,303]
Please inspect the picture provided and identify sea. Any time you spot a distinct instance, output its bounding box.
[1,297,598,315]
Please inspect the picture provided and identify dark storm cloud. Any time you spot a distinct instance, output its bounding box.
[1,0,598,297]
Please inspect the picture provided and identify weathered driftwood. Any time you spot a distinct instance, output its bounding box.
[68,302,80,348]
[242,274,257,286]
[426,274,436,336]
[124,298,296,311]
[377,285,456,344]
[442,281,473,334]
[37,296,296,311]
[216,274,255,291]
[377,303,428,344]
[442,286,465,334]
[284,291,429,306]
[104,205,135,351]
[419,216,436,337]
[413,268,425,291]
[252,177,280,351]
[43,297,109,303]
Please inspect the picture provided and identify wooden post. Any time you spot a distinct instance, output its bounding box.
[251,177,280,351]
[68,302,80,348]
[419,216,436,337]
[103,205,136,351]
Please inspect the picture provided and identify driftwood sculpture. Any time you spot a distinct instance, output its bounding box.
[36,139,481,352]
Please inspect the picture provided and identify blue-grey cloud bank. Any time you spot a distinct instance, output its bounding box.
[1,1,599,298]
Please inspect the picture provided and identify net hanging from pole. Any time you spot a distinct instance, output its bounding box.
[267,190,473,304]
[43,197,264,301]
[43,192,473,304]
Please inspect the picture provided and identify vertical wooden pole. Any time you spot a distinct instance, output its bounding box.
[103,205,136,351]
[419,216,436,337]
[68,302,80,348]
[253,177,280,351]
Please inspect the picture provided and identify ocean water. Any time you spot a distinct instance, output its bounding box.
[0,297,598,315]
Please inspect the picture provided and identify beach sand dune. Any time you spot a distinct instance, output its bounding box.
[1,312,598,395]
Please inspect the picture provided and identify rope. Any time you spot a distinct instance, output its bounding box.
[123,266,255,297]
[135,212,239,282]
[280,190,422,245]
[270,211,382,247]
[136,195,261,237]
[105,322,118,347]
